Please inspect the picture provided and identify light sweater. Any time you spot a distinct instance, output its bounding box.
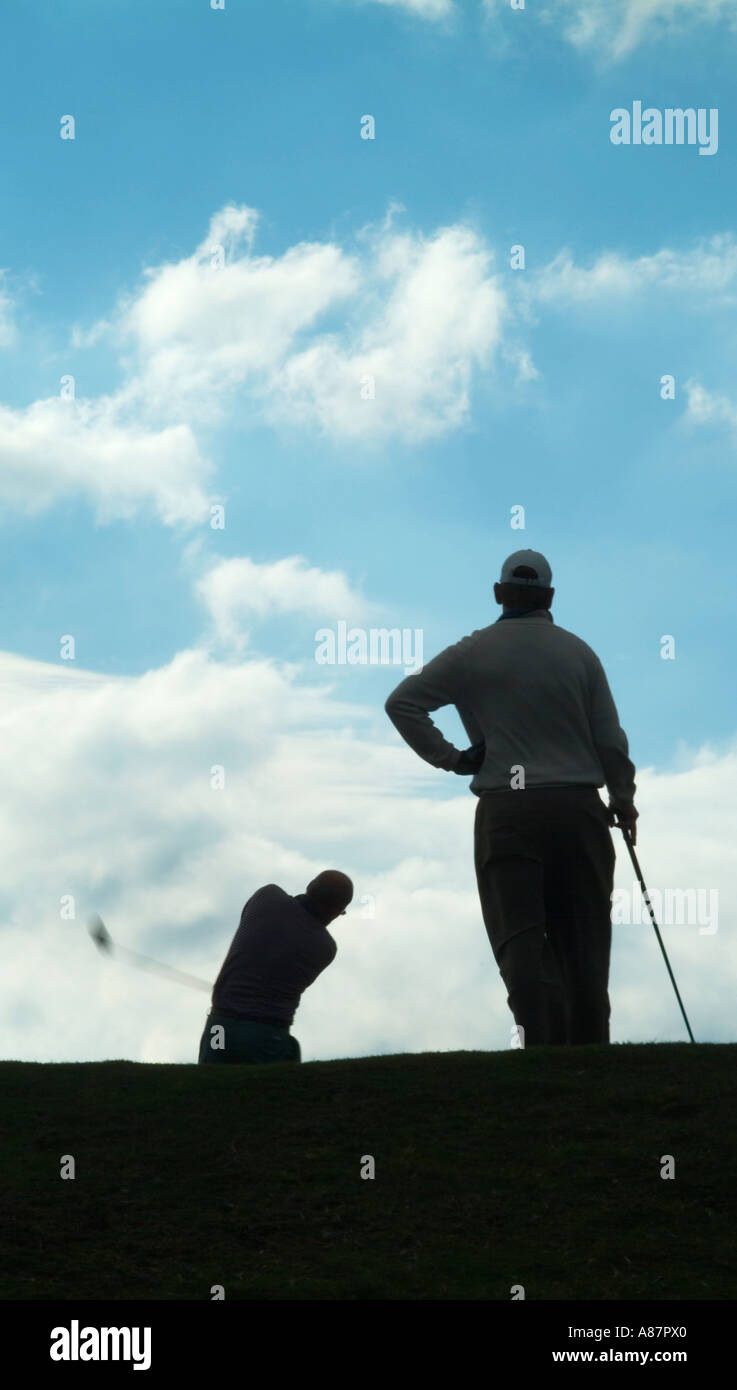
[384,609,636,806]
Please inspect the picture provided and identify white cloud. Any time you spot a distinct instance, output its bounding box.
[2,201,359,525]
[2,204,509,524]
[108,204,361,427]
[503,344,540,383]
[266,223,505,441]
[5,212,734,527]
[196,554,377,649]
[530,236,737,307]
[483,0,735,59]
[0,394,211,525]
[0,637,733,1066]
[557,0,735,58]
[683,380,737,432]
[79,206,506,445]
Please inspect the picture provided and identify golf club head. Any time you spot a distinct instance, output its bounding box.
[88,914,113,953]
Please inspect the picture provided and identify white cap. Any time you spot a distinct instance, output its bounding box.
[499,550,552,588]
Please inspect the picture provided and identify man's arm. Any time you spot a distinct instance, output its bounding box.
[385,641,471,772]
[457,700,485,747]
[589,657,637,828]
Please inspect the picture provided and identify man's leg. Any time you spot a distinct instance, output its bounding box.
[544,792,615,1044]
[495,924,558,1046]
[541,934,568,1045]
[475,797,559,1045]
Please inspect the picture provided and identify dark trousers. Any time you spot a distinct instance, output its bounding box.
[198,1013,301,1064]
[474,786,615,1045]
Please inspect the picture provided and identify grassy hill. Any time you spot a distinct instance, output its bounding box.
[2,1043,734,1301]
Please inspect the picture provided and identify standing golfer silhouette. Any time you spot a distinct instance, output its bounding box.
[385,551,637,1046]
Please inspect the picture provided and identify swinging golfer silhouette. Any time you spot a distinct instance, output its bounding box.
[198,870,353,1064]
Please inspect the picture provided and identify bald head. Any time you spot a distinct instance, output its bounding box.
[304,870,354,924]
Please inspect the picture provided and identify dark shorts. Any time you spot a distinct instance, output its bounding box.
[198,1012,301,1064]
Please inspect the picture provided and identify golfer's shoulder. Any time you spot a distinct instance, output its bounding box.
[261,883,289,900]
[551,621,599,658]
[246,883,286,910]
[451,625,495,656]
[241,884,297,933]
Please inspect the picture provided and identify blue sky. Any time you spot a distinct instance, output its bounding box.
[1,0,735,1061]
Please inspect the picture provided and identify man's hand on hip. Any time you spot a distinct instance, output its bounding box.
[454,741,486,775]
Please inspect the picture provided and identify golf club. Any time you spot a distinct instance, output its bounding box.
[88,915,213,993]
[615,823,696,1043]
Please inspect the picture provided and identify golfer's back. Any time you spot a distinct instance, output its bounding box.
[386,608,635,805]
[461,614,621,792]
[211,884,337,1026]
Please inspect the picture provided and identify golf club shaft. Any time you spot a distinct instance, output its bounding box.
[619,825,696,1043]
[112,943,212,993]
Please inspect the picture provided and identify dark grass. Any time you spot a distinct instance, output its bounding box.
[2,1043,734,1300]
